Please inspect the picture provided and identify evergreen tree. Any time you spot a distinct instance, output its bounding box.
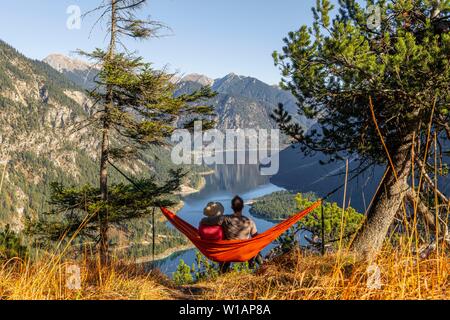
[272,0,449,259]
[28,0,215,263]
[173,259,194,285]
[0,225,28,261]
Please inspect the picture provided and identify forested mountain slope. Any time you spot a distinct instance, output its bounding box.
[44,54,313,132]
[0,40,201,242]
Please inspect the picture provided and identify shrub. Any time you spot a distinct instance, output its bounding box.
[0,225,28,261]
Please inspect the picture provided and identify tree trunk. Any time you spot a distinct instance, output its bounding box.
[98,0,117,265]
[351,135,413,260]
[99,124,110,264]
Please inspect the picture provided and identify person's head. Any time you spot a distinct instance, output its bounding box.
[231,196,244,214]
[203,202,225,217]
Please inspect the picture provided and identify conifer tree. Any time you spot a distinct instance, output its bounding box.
[273,0,449,259]
[0,225,28,261]
[28,0,215,263]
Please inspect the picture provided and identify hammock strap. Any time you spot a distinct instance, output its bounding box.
[106,159,341,261]
[160,201,322,263]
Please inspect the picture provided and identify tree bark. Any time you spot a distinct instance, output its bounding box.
[99,124,110,265]
[98,0,117,265]
[351,135,413,260]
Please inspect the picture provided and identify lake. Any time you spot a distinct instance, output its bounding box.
[150,148,380,277]
[152,152,286,276]
[151,145,450,277]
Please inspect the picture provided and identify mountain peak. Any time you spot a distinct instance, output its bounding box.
[43,54,97,73]
[43,54,99,89]
[223,72,244,80]
[180,73,214,86]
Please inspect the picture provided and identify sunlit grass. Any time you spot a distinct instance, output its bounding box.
[0,254,176,300]
[1,240,446,300]
[195,243,448,300]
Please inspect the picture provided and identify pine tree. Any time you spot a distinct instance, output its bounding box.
[28,0,215,263]
[272,0,449,259]
[0,225,28,261]
[173,259,194,285]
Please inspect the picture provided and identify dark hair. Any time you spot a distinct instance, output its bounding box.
[231,196,244,213]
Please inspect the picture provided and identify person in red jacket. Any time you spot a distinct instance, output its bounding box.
[199,202,225,241]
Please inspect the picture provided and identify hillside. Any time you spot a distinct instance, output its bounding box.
[0,40,99,230]
[43,54,99,90]
[0,40,204,256]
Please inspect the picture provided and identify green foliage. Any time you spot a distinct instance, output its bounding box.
[251,192,364,248]
[84,49,216,149]
[273,0,450,167]
[0,225,28,261]
[173,251,253,285]
[232,261,251,273]
[250,190,314,220]
[26,169,185,244]
[193,251,220,282]
[295,194,364,244]
[275,227,301,254]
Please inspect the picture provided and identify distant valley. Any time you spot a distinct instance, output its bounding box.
[0,41,204,238]
[0,42,313,259]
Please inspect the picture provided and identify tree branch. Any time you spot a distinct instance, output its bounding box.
[415,157,449,204]
[404,189,440,234]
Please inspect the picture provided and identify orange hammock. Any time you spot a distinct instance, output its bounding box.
[160,200,322,263]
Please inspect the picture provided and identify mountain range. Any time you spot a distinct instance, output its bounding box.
[0,41,202,233]
[5,41,448,251]
[44,54,314,132]
[0,41,312,233]
[43,54,99,90]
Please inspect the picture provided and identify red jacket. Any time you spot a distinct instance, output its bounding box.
[199,224,224,241]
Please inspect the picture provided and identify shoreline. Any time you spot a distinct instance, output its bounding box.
[198,169,215,176]
[175,169,214,197]
[176,176,206,197]
[249,209,286,223]
[134,243,196,264]
[136,169,214,265]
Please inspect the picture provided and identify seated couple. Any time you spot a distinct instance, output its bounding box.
[199,196,262,272]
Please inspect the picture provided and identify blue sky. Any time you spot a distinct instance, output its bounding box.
[0,0,322,84]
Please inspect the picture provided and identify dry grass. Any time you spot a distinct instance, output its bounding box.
[0,254,178,300]
[195,244,449,300]
[0,242,448,300]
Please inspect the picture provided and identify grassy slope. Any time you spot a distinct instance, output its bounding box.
[194,249,448,300]
[1,243,447,300]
